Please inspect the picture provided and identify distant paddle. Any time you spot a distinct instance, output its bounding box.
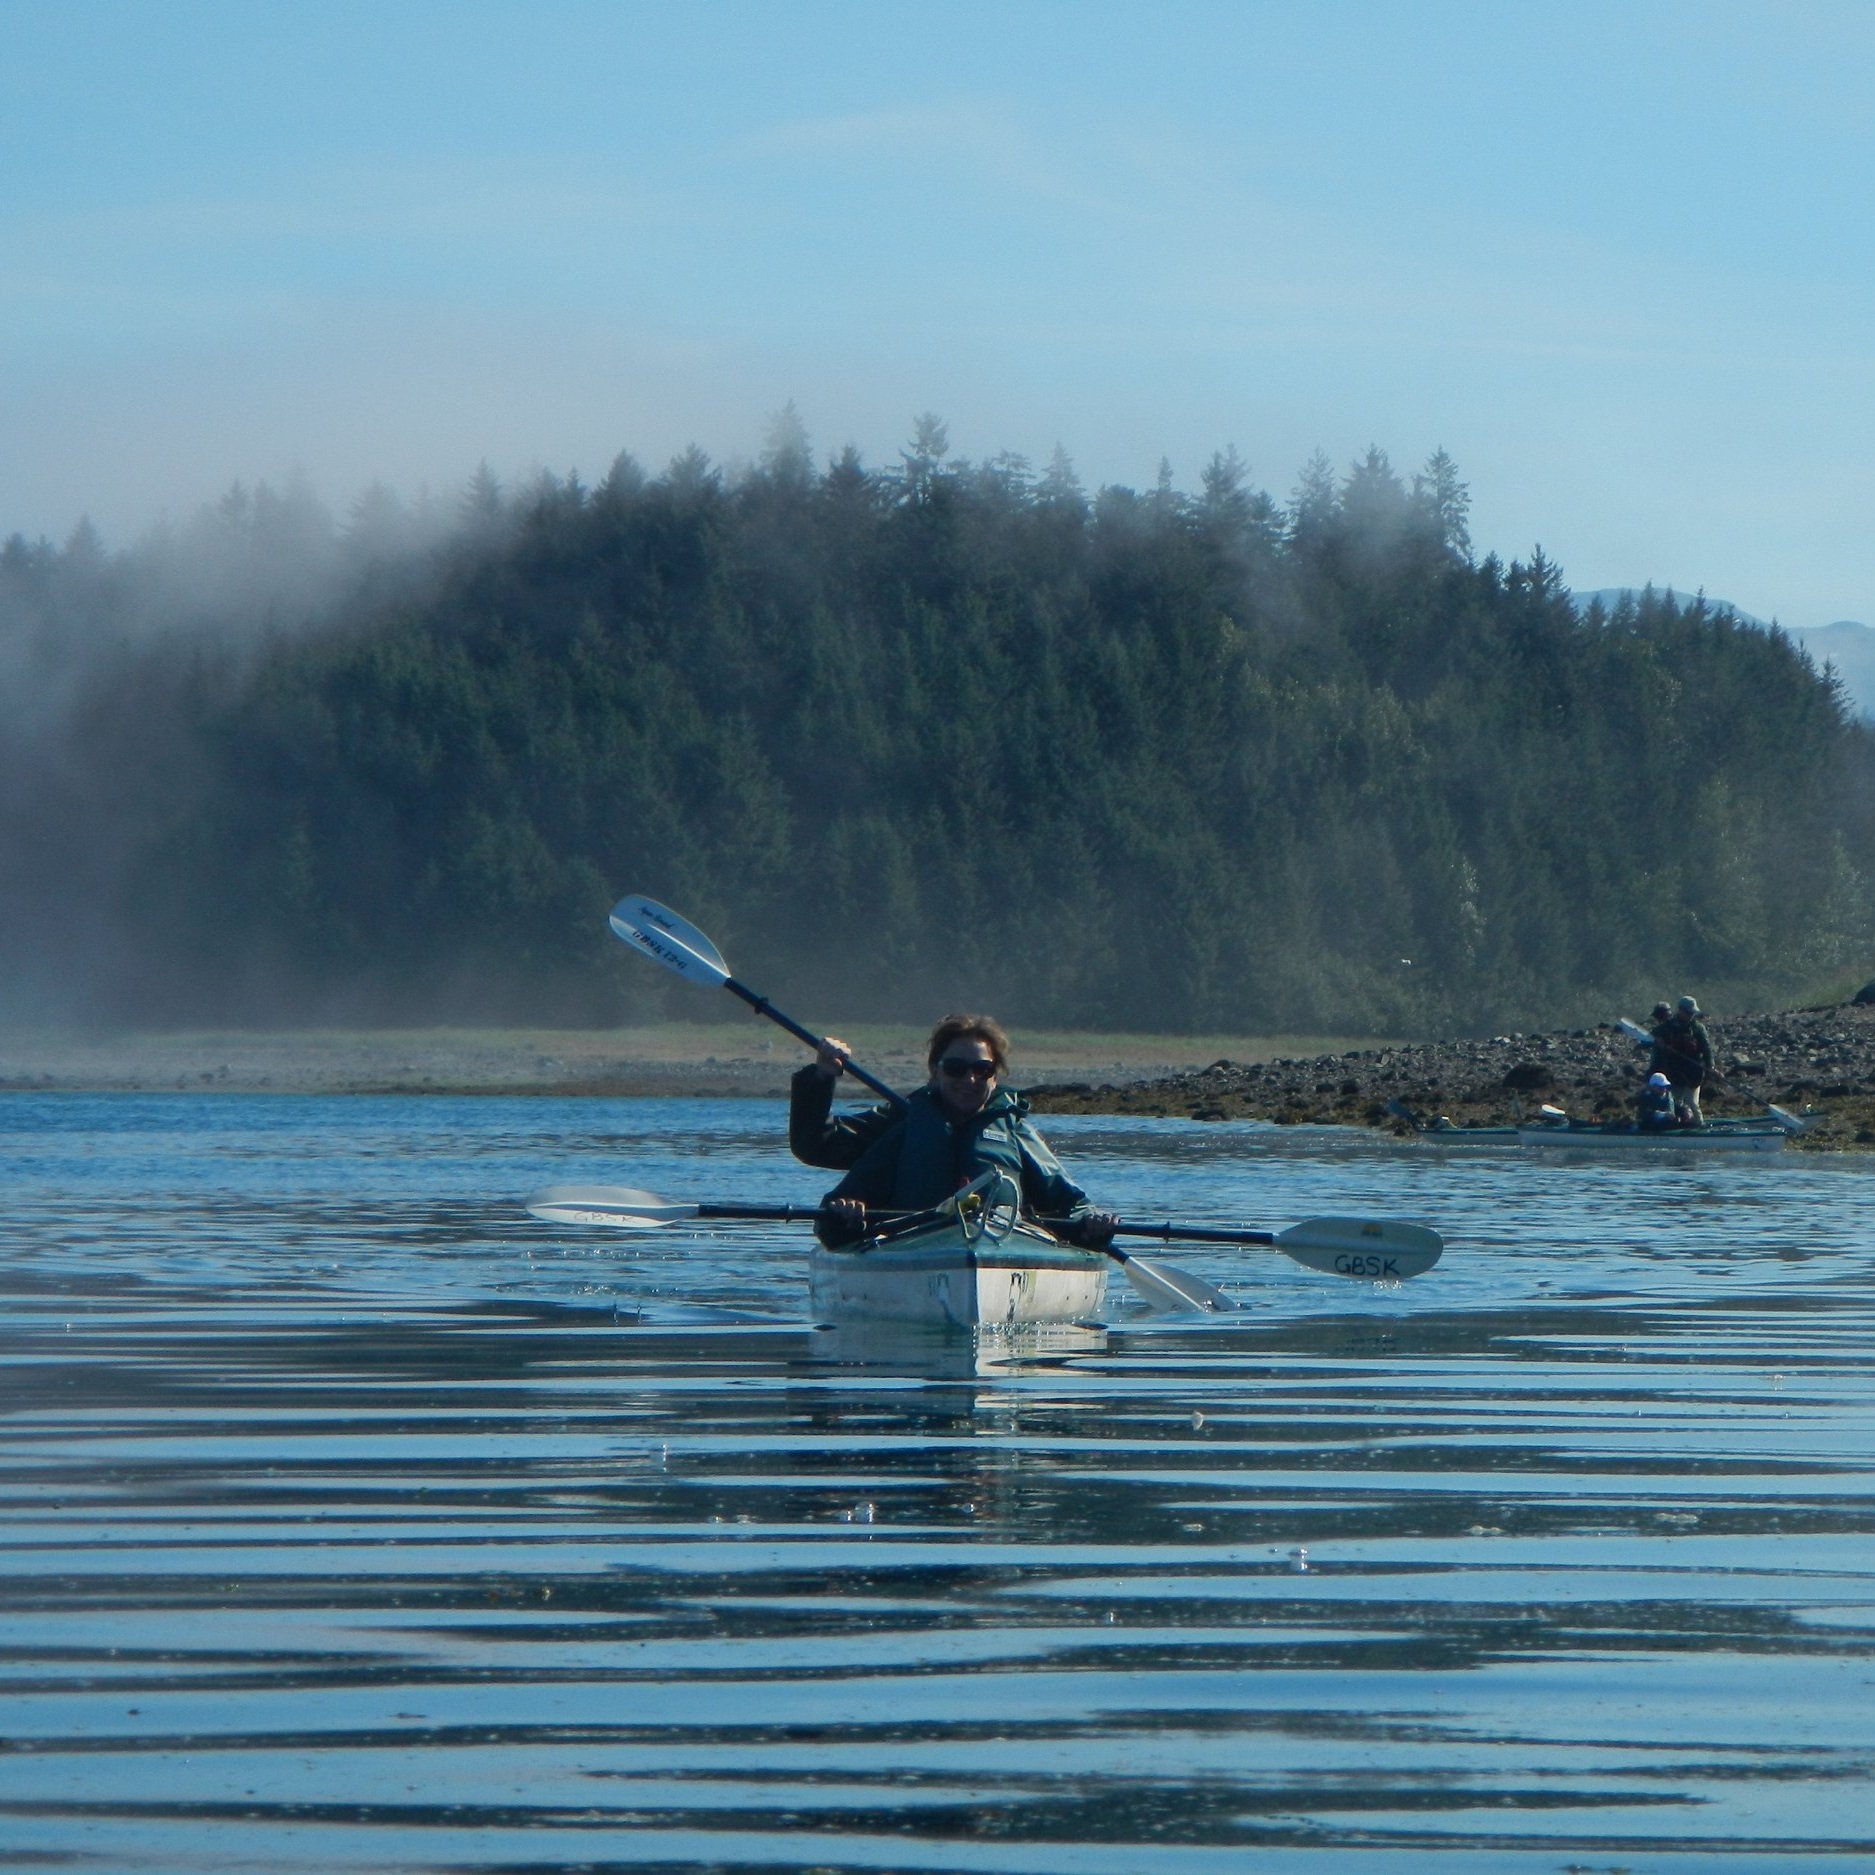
[525,1181,1240,1314]
[609,894,906,1110]
[1620,1013,1746,1096]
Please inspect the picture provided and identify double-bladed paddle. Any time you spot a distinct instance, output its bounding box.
[526,1184,1442,1288]
[605,899,1238,1310]
[599,895,1445,1305]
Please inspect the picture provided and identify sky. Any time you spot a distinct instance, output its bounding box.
[4,0,1872,626]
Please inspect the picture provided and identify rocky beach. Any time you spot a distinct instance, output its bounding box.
[1026,999,1875,1150]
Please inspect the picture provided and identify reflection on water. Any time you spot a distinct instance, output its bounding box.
[2,1092,1874,1871]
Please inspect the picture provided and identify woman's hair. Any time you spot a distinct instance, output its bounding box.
[926,1013,1010,1074]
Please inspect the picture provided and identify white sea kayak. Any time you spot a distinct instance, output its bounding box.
[808,1172,1109,1327]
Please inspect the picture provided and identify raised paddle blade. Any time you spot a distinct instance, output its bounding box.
[1274,1216,1443,1280]
[525,1184,698,1228]
[1112,1249,1239,1314]
[604,891,908,1112]
[1617,1016,1652,1045]
[607,898,731,987]
[608,894,729,971]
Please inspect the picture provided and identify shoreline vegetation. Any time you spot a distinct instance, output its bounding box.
[8,433,1872,1046]
[7,1001,1875,1148]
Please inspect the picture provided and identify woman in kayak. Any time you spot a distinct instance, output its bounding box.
[806,1014,1118,1250]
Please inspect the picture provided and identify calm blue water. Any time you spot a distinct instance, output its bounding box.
[3,1091,1874,1872]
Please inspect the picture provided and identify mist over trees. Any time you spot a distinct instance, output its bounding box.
[3,416,1870,1037]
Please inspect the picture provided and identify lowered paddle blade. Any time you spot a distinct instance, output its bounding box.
[1275,1216,1443,1280]
[1766,1104,1809,1133]
[525,1184,697,1228]
[607,899,731,987]
[1112,1248,1239,1314]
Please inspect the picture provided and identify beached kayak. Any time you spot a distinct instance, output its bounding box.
[1514,1115,1791,1151]
[1405,1115,1793,1151]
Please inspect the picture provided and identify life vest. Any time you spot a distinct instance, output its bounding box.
[886,1086,1032,1208]
[1656,1020,1701,1061]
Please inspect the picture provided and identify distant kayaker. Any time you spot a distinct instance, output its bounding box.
[788,1036,898,1169]
[1650,996,1716,1117]
[811,1014,1118,1249]
[1637,1071,1678,1131]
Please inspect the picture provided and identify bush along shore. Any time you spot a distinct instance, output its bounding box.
[1025,1001,1875,1150]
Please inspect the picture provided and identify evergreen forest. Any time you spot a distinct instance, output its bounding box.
[4,415,1870,1037]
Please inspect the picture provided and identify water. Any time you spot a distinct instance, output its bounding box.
[3,1092,1874,1872]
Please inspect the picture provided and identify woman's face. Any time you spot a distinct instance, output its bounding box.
[930,1035,999,1115]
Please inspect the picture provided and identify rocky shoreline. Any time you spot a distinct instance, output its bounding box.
[9,1004,1875,1149]
[1025,1001,1875,1151]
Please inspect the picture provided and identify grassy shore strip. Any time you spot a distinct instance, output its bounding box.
[0,1024,1388,1099]
[1024,1001,1875,1151]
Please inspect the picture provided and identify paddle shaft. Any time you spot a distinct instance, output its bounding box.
[718,977,908,1110]
[1059,1218,1279,1247]
[692,1200,924,1224]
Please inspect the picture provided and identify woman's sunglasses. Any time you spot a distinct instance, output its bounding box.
[937,1058,997,1080]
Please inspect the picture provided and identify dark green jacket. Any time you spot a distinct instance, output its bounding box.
[788,1065,899,1169]
[1649,1014,1714,1087]
[815,1084,1097,1244]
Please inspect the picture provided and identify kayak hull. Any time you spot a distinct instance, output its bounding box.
[1412,1120,1787,1151]
[808,1216,1109,1327]
[1516,1121,1787,1152]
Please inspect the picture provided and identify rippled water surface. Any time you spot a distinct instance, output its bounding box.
[4,1092,1874,1873]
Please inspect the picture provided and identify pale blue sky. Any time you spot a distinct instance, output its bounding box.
[4,0,1871,623]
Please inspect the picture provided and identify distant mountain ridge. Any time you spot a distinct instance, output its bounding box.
[1575,588,1874,718]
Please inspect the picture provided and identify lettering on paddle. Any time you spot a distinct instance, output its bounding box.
[630,930,688,969]
[1332,1251,1401,1279]
[630,903,690,944]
